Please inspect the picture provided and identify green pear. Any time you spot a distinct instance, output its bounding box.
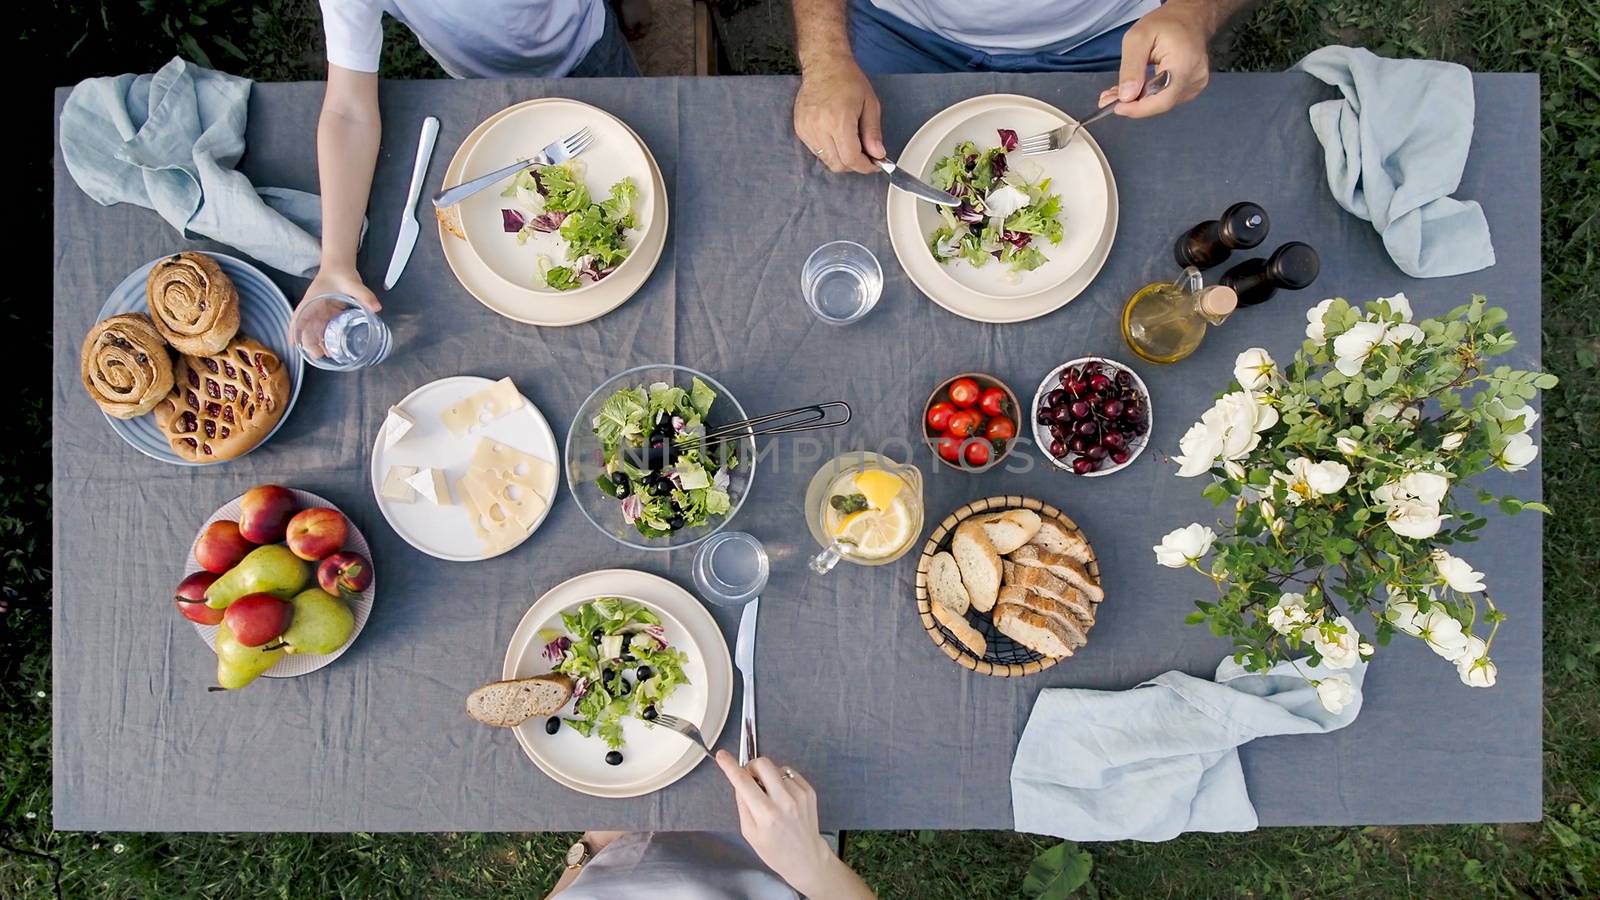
[205,544,311,609]
[215,622,284,689]
[279,588,355,655]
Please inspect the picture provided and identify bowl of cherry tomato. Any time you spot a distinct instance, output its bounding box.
[924,373,1020,473]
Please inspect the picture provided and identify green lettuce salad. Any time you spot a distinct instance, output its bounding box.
[592,377,737,538]
[540,597,689,750]
[926,129,1065,276]
[499,160,639,291]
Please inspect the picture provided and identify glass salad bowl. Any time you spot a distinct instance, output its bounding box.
[566,364,757,551]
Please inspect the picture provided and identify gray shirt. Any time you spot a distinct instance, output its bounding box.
[320,0,606,78]
[560,833,800,900]
[868,0,1159,54]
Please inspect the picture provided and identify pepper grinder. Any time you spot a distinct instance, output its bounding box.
[1219,242,1321,307]
[1173,201,1270,270]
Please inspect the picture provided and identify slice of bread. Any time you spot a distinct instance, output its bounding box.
[1028,519,1094,565]
[998,586,1090,647]
[1000,565,1096,625]
[974,509,1042,554]
[930,601,987,658]
[952,524,1002,613]
[927,551,971,615]
[1008,545,1105,602]
[466,673,573,727]
[994,604,1076,658]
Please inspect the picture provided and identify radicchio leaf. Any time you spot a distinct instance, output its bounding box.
[997,128,1019,152]
[529,210,568,233]
[954,202,986,225]
[501,209,527,233]
[1002,230,1032,250]
[990,150,1009,180]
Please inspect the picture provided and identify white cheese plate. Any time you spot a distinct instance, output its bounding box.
[369,375,559,561]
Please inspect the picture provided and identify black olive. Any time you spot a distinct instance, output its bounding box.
[544,717,561,735]
[616,678,633,697]
[668,515,686,530]
[642,705,658,721]
[601,667,616,683]
[590,628,604,645]
[636,664,654,681]
[605,750,623,766]
[651,479,672,497]
[609,471,631,497]
[621,652,637,663]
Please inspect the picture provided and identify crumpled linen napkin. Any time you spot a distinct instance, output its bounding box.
[1292,45,1494,278]
[59,56,326,276]
[1011,657,1365,842]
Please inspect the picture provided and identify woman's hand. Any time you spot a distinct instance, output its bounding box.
[793,53,885,175]
[304,264,380,312]
[1098,0,1220,118]
[715,751,875,898]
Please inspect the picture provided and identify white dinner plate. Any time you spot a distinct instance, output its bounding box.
[439,99,669,326]
[888,94,1119,323]
[183,488,375,678]
[460,99,656,297]
[368,375,559,561]
[502,569,733,798]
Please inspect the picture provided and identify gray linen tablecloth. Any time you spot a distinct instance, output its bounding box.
[51,73,1542,832]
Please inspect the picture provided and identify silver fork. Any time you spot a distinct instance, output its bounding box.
[430,126,594,207]
[1015,70,1171,156]
[651,713,714,759]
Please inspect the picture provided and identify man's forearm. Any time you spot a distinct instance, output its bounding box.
[1167,0,1258,37]
[791,0,852,71]
[315,72,381,273]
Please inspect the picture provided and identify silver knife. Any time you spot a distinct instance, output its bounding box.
[874,157,959,206]
[383,116,441,290]
[735,597,760,765]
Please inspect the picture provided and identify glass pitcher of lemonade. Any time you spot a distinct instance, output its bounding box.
[805,452,923,573]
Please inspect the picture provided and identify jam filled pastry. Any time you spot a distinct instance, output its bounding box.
[146,251,241,356]
[154,335,289,463]
[79,313,175,419]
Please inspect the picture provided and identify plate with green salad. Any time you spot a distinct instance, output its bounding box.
[503,570,731,797]
[458,100,656,295]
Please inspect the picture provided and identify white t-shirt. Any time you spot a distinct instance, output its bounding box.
[320,0,605,79]
[868,0,1160,55]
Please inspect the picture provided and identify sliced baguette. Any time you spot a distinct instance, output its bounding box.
[466,673,573,727]
[930,602,987,658]
[998,586,1090,646]
[1001,563,1097,625]
[952,524,1002,613]
[973,509,1042,554]
[1008,545,1105,602]
[994,603,1076,658]
[1028,519,1094,566]
[927,551,971,615]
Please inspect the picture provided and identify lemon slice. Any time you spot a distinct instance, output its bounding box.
[854,469,904,510]
[834,499,913,559]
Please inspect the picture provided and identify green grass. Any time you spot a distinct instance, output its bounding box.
[8,0,1599,896]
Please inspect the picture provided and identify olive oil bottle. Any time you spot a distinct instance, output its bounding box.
[1122,267,1239,364]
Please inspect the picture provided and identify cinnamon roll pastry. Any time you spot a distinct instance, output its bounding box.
[154,335,291,462]
[146,252,240,355]
[80,313,176,419]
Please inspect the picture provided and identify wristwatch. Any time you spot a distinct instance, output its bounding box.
[564,839,592,871]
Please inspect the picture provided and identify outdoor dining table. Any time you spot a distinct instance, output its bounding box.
[50,71,1543,832]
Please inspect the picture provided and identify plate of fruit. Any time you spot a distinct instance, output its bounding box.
[925,373,1020,472]
[175,485,376,689]
[1032,357,1152,476]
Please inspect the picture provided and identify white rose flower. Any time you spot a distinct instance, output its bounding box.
[1431,549,1486,593]
[1311,615,1363,669]
[1384,595,1424,636]
[1364,400,1422,428]
[1380,292,1414,322]
[1440,432,1467,452]
[1224,460,1247,482]
[1383,498,1448,539]
[1382,322,1425,347]
[1153,523,1217,568]
[1454,636,1497,687]
[1274,457,1352,505]
[1507,405,1540,431]
[1335,436,1361,456]
[1358,642,1375,656]
[1315,675,1356,714]
[1305,298,1338,343]
[1416,608,1468,659]
[1233,347,1277,391]
[1493,432,1538,472]
[1174,420,1226,478]
[1176,392,1277,477]
[1333,320,1389,376]
[1266,591,1316,636]
[1258,500,1275,521]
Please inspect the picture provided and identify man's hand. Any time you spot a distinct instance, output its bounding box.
[794,54,885,174]
[303,264,380,312]
[1099,0,1221,118]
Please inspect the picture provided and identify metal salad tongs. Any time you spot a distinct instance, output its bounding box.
[625,402,852,470]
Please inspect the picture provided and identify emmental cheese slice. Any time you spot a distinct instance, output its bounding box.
[456,473,527,554]
[462,466,549,531]
[440,377,526,438]
[380,465,418,502]
[468,438,558,500]
[382,406,415,448]
[405,467,452,505]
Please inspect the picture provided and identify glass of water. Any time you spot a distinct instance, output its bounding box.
[289,292,393,371]
[801,241,883,325]
[692,531,769,608]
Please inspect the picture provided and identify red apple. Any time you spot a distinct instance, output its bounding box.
[317,551,373,597]
[285,508,348,561]
[238,484,299,544]
[175,571,224,625]
[222,593,293,647]
[193,520,255,574]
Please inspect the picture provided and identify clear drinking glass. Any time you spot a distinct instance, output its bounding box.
[289,292,393,371]
[801,241,883,325]
[805,452,923,573]
[692,531,770,608]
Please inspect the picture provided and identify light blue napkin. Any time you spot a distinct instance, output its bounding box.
[59,57,325,277]
[1011,658,1365,842]
[1293,45,1494,278]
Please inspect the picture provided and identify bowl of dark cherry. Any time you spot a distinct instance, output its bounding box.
[1031,357,1152,477]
